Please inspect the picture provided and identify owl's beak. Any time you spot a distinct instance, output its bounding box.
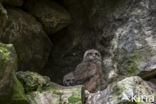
[93,54,97,58]
[93,54,96,57]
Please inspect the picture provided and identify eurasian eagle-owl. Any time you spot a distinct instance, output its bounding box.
[63,49,102,92]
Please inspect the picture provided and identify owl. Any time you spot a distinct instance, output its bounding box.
[63,72,75,86]
[63,49,102,92]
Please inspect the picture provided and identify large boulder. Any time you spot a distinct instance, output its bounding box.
[24,0,71,34]
[110,0,156,76]
[100,0,156,87]
[27,86,84,104]
[86,76,156,104]
[0,8,52,72]
[0,43,29,104]
[17,71,85,104]
[0,43,17,101]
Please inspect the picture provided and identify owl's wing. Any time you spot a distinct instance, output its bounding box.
[74,62,97,84]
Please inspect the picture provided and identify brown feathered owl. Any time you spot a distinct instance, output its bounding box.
[63,49,102,92]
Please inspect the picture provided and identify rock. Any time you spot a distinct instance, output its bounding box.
[97,0,156,87]
[27,91,61,104]
[0,43,17,101]
[16,71,54,93]
[86,76,156,104]
[0,8,52,72]
[0,3,7,35]
[16,71,66,92]
[16,71,85,104]
[2,0,23,7]
[27,86,84,104]
[111,0,156,75]
[24,0,71,34]
[0,43,29,104]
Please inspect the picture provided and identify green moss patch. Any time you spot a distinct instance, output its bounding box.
[10,73,29,104]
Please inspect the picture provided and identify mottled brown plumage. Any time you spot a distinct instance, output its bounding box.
[63,49,102,92]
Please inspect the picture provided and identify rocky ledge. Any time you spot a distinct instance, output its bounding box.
[0,42,155,104]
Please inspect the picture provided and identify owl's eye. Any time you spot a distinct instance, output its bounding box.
[66,79,70,82]
[88,53,92,56]
[95,53,100,56]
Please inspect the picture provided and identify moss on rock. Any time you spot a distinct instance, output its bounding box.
[16,71,54,93]
[17,71,84,104]
[10,74,29,104]
[128,52,139,76]
[0,42,29,104]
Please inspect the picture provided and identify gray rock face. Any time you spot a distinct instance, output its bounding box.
[99,0,156,86]
[24,0,71,34]
[0,8,52,72]
[86,76,156,104]
[111,0,156,76]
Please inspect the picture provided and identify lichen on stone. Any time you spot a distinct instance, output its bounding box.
[128,52,139,76]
